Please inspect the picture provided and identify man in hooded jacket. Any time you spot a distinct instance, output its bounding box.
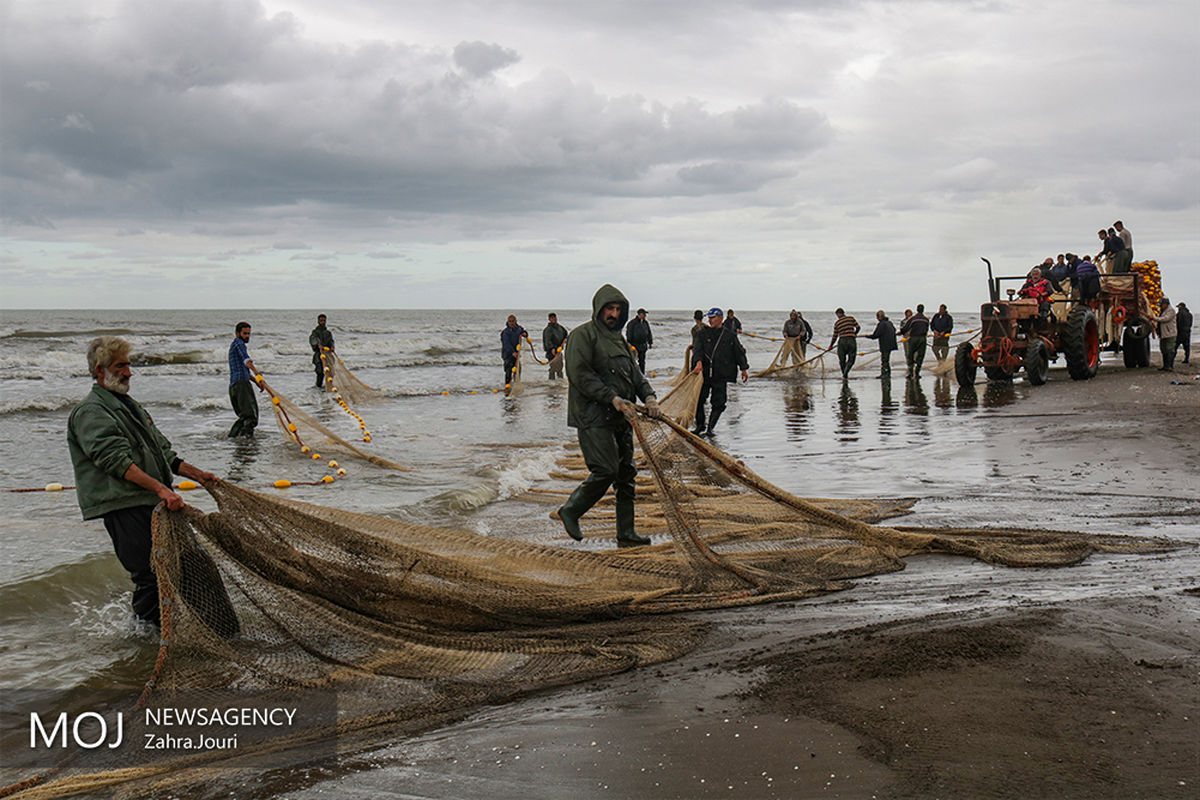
[558,285,662,547]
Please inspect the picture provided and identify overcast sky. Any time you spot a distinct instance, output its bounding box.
[2,0,1197,310]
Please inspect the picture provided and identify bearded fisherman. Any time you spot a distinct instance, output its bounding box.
[557,285,662,547]
[67,336,217,626]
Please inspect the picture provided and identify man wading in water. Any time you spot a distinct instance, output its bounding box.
[67,337,217,626]
[557,285,662,547]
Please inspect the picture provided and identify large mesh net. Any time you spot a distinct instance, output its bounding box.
[3,411,1172,798]
[319,349,382,406]
[268,388,408,472]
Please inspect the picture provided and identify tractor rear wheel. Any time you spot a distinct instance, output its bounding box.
[954,341,977,388]
[1122,321,1151,368]
[1025,339,1049,385]
[1062,305,1099,380]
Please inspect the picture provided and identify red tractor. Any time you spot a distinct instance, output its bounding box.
[955,258,1152,388]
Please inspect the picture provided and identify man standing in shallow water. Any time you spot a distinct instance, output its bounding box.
[228,322,263,437]
[558,285,662,548]
[67,336,217,626]
[830,308,860,379]
[309,314,334,388]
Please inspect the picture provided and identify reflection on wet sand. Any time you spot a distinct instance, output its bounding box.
[782,382,813,442]
[835,382,859,440]
[933,375,952,408]
[225,435,260,483]
[904,376,928,414]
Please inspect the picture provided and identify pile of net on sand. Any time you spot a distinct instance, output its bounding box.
[319,349,382,406]
[4,411,1173,799]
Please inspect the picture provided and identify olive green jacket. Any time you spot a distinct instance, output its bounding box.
[67,384,178,519]
[565,284,656,429]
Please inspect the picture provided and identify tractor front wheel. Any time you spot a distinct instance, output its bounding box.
[954,341,977,388]
[1025,339,1049,385]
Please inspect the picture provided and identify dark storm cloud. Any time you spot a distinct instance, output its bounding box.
[453,41,521,78]
[0,0,830,229]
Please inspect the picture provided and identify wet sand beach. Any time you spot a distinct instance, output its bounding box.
[294,361,1199,800]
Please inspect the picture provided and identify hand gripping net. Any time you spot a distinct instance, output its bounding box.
[4,413,1172,799]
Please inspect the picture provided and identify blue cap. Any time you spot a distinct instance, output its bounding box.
[707,307,723,318]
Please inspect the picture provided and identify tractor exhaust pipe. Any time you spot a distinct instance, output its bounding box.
[982,257,998,302]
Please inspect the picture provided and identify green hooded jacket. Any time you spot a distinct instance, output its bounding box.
[67,384,179,519]
[565,284,656,429]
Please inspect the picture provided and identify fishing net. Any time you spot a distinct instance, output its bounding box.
[754,338,824,378]
[268,386,409,472]
[3,411,1172,799]
[319,349,381,406]
[504,341,525,396]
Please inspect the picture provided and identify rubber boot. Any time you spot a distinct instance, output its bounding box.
[557,505,583,541]
[615,498,649,548]
[704,408,723,436]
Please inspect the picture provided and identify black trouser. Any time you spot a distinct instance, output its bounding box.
[633,344,648,373]
[1177,332,1191,363]
[694,378,728,431]
[313,354,325,387]
[561,423,638,538]
[503,355,518,385]
[906,335,927,375]
[228,380,258,437]
[102,505,160,626]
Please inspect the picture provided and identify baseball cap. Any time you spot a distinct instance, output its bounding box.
[707,308,723,318]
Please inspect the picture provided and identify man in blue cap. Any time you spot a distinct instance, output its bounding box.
[690,308,748,436]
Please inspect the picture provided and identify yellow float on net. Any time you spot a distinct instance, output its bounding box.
[274,479,291,488]
[328,460,339,468]
[177,480,199,490]
[362,435,371,442]
[321,475,334,483]
[336,468,347,476]
[301,445,311,453]
[311,453,321,460]
[45,483,64,492]
[287,422,297,432]
[272,397,281,406]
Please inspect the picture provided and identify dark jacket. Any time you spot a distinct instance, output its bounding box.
[309,324,334,365]
[309,324,334,353]
[929,312,953,336]
[565,285,656,429]
[867,318,897,352]
[692,324,749,383]
[500,324,527,359]
[723,315,743,334]
[900,312,930,338]
[67,384,179,520]
[1177,307,1192,335]
[625,316,653,348]
[542,322,569,353]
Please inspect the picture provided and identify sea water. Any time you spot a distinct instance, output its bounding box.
[0,307,1194,696]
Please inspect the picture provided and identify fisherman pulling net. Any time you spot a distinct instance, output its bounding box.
[4,404,1173,799]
